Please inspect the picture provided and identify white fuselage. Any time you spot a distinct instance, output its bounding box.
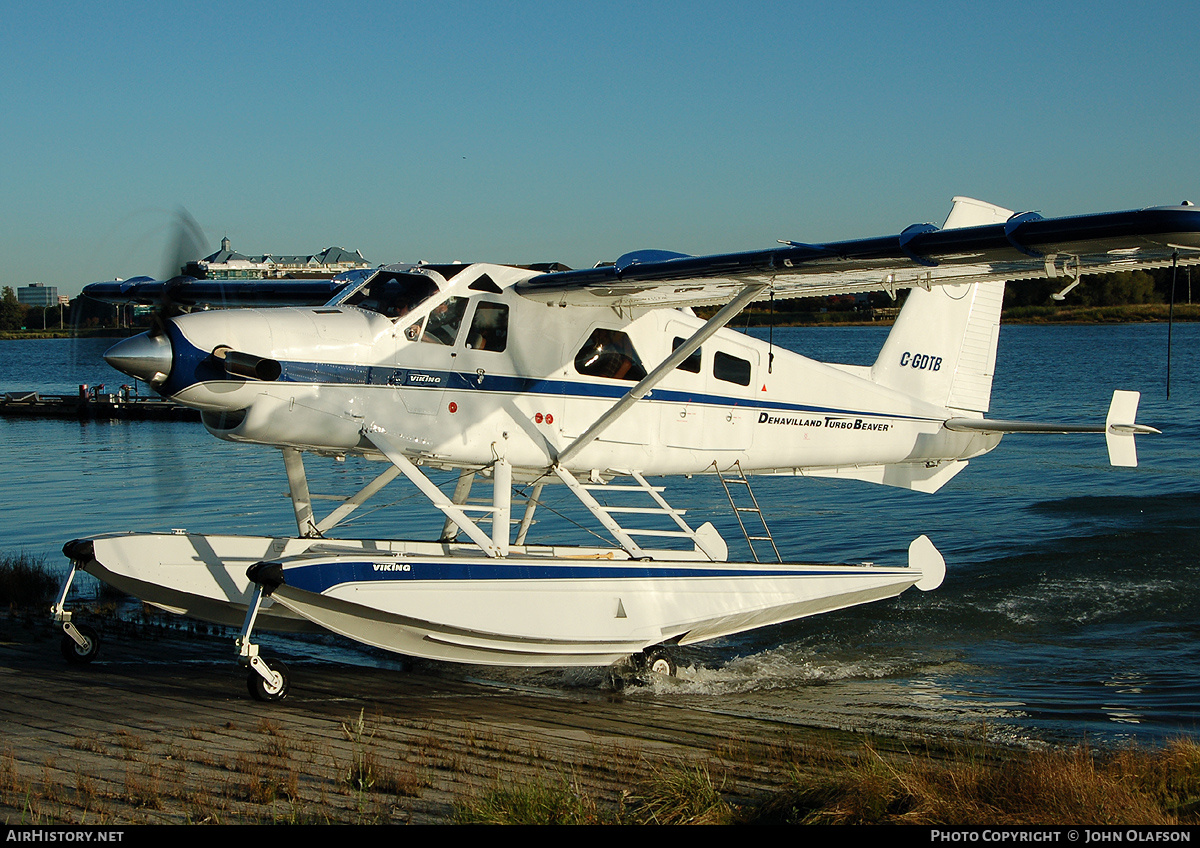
[154,262,999,479]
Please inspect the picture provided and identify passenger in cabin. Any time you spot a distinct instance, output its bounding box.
[379,282,428,319]
[575,329,647,381]
[466,302,508,352]
[348,274,437,320]
[421,298,468,345]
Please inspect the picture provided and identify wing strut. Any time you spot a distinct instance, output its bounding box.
[555,282,768,469]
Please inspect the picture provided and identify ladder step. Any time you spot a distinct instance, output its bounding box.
[600,506,686,515]
[579,483,666,492]
[715,460,782,564]
[623,529,694,538]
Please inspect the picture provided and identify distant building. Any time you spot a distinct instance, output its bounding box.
[184,237,373,280]
[17,283,58,307]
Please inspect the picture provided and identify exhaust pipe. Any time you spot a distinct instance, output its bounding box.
[213,348,282,381]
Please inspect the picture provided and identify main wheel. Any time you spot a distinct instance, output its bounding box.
[60,624,100,665]
[247,658,290,702]
[643,647,677,678]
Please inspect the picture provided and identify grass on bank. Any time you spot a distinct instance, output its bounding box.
[7,705,1199,825]
[0,552,59,609]
[455,739,1200,825]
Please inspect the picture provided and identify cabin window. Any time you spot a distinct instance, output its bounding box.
[574,328,647,382]
[466,301,509,352]
[713,351,751,386]
[671,337,702,373]
[419,297,469,345]
[345,272,438,319]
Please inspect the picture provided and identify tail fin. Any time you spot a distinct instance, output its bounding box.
[871,197,1012,415]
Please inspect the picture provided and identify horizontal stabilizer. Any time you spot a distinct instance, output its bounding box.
[944,418,1107,434]
[944,390,1158,467]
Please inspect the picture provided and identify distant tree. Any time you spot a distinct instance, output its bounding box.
[1003,277,1059,308]
[1004,270,1163,309]
[1076,270,1160,306]
[0,287,28,332]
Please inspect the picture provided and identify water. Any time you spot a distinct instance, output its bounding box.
[2,325,1198,747]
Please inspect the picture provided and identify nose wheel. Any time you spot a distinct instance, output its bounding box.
[60,623,100,665]
[246,657,290,702]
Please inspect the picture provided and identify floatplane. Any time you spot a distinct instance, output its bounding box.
[54,197,1199,700]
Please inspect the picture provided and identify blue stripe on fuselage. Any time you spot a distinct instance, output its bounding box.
[270,360,936,423]
[164,335,937,425]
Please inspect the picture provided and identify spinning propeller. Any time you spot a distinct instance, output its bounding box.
[146,208,210,336]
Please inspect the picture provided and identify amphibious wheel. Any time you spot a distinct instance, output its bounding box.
[642,647,677,678]
[60,624,100,665]
[247,658,290,702]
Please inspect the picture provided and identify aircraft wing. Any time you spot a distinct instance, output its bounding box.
[515,204,1200,308]
[81,270,370,307]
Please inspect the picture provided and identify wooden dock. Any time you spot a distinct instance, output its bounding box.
[0,391,199,422]
[0,612,900,825]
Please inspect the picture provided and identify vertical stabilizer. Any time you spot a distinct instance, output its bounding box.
[940,195,1014,229]
[871,198,1012,415]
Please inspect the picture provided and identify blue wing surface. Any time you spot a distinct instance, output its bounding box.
[515,205,1200,307]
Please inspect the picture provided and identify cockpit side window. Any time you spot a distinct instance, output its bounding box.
[420,297,469,345]
[574,328,647,381]
[466,301,509,352]
[344,272,439,319]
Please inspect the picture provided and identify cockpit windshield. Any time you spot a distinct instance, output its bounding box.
[341,270,439,319]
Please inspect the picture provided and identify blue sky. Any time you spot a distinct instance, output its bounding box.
[3,0,1198,296]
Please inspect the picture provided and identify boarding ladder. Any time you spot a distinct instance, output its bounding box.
[714,461,782,563]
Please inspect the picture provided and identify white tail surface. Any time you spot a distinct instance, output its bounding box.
[871,197,1013,415]
[871,280,1005,414]
[940,195,1014,229]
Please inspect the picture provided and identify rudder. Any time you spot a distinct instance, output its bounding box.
[870,197,1012,415]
